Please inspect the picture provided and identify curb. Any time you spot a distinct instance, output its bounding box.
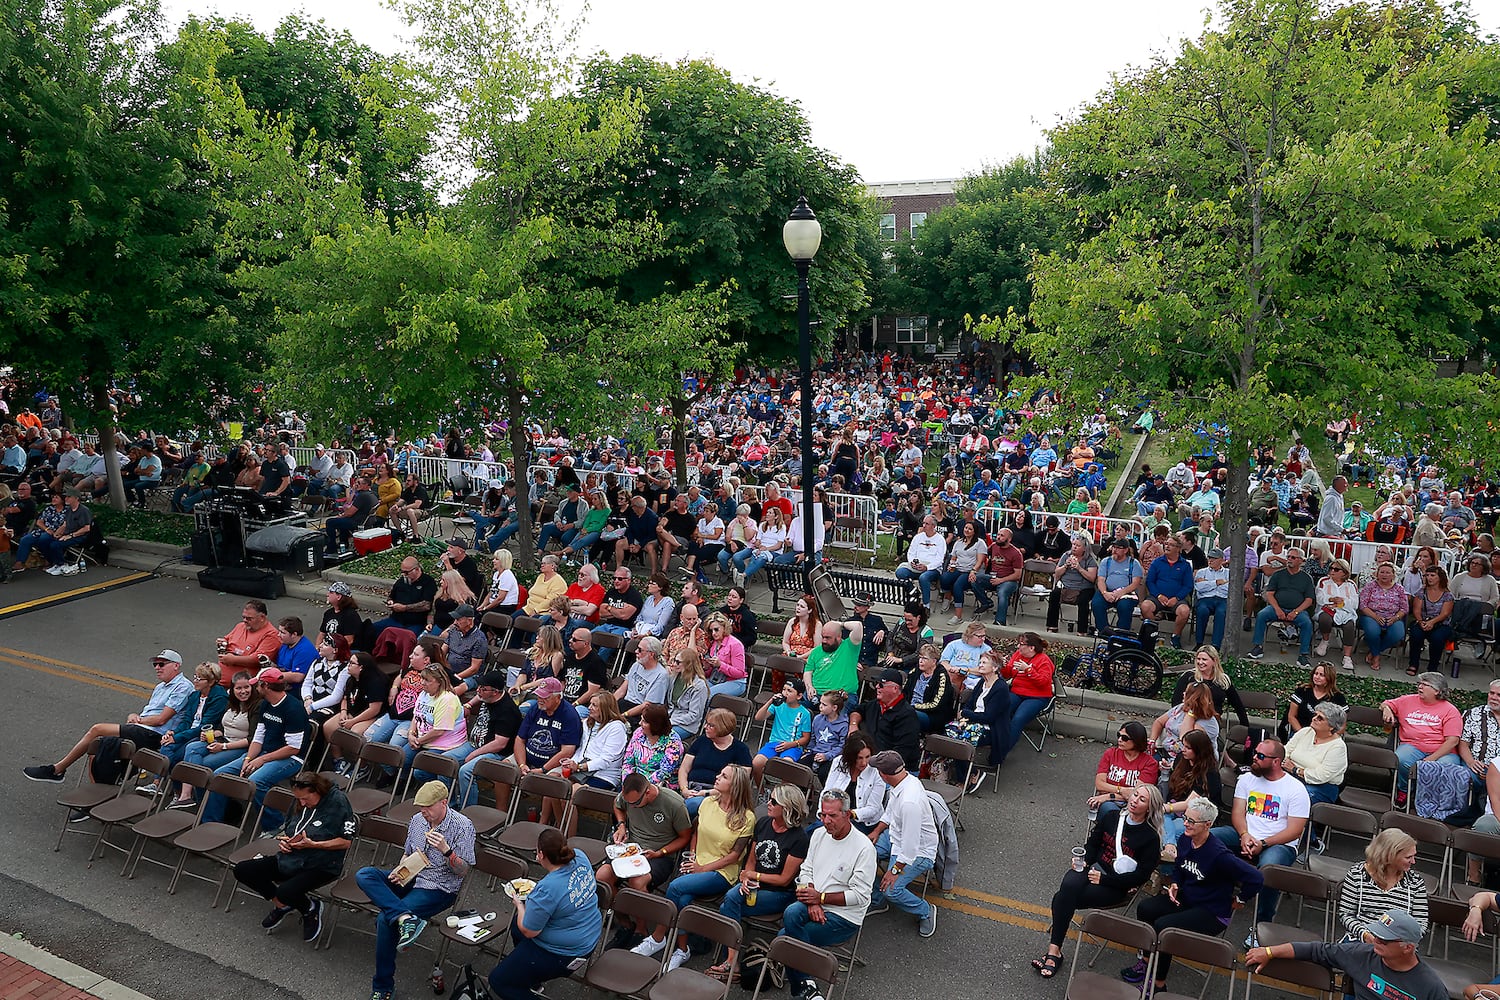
[0,933,155,1000]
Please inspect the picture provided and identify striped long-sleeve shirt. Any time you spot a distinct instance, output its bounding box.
[1336,863,1429,940]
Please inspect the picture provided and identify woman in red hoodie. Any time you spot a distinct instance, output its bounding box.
[1002,632,1055,754]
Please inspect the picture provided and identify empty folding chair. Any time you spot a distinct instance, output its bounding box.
[494,772,572,860]
[1063,910,1157,1000]
[921,733,976,830]
[167,774,258,894]
[345,741,405,817]
[85,748,171,866]
[1305,803,1378,883]
[1254,865,1333,948]
[567,784,621,866]
[53,737,136,852]
[1449,828,1500,902]
[584,887,679,997]
[1243,945,1337,999]
[1150,927,1238,1000]
[388,750,462,825]
[120,763,214,878]
[647,905,742,1000]
[1339,743,1400,815]
[459,757,518,838]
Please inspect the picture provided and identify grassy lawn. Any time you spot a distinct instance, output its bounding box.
[89,504,193,546]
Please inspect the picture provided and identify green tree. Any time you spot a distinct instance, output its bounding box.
[0,0,260,507]
[163,14,435,221]
[577,55,872,362]
[886,154,1064,375]
[986,0,1500,654]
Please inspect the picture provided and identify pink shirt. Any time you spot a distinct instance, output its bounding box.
[1382,693,1461,753]
[708,635,746,682]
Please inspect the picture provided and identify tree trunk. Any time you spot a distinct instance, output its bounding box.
[94,385,127,512]
[671,395,689,491]
[505,384,537,570]
[1221,454,1252,659]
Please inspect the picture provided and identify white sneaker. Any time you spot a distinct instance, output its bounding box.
[1342,655,1355,673]
[631,935,667,958]
[60,563,79,576]
[1314,639,1329,657]
[45,565,65,576]
[666,946,690,972]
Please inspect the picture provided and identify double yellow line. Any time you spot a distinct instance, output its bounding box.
[0,571,152,619]
[0,644,155,696]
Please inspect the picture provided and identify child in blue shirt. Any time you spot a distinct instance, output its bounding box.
[751,678,812,785]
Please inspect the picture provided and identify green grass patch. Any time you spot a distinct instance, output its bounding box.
[89,504,193,546]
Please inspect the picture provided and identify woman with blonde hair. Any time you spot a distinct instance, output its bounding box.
[636,765,755,968]
[1034,783,1163,977]
[1168,644,1250,729]
[1336,829,1428,941]
[666,646,711,741]
[430,568,477,633]
[476,547,519,615]
[513,624,565,701]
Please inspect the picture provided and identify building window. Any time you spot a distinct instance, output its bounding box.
[909,212,927,233]
[879,213,896,241]
[895,316,928,343]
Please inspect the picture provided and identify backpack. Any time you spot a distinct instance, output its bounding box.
[740,937,784,990]
[447,964,497,1000]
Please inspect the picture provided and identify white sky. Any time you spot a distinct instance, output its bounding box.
[161,0,1500,183]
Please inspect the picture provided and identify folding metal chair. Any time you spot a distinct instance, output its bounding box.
[53,737,137,852]
[584,887,679,997]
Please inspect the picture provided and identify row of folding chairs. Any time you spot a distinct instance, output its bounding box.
[1309,803,1500,902]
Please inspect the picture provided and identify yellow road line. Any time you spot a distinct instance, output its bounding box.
[947,885,1052,916]
[930,895,1051,931]
[0,651,146,697]
[0,645,155,692]
[0,571,152,616]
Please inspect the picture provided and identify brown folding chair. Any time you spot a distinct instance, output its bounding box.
[1305,803,1379,883]
[1064,910,1157,1000]
[433,847,527,972]
[1150,927,1238,1000]
[494,772,572,859]
[1425,896,1500,999]
[921,734,976,830]
[166,773,258,894]
[346,741,404,817]
[567,783,620,865]
[748,937,839,1000]
[316,813,411,950]
[120,762,214,878]
[1339,743,1399,814]
[508,616,544,653]
[709,693,754,735]
[584,887,679,997]
[1379,810,1451,892]
[323,727,365,782]
[1254,865,1333,948]
[592,630,630,674]
[481,611,514,648]
[53,737,136,852]
[217,785,300,911]
[647,904,741,1000]
[461,757,518,837]
[1449,828,1500,902]
[85,748,172,866]
[388,750,462,825]
[760,756,817,802]
[1243,948,1337,999]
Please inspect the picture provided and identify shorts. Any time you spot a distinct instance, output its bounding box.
[119,722,164,751]
[647,853,677,890]
[758,741,804,762]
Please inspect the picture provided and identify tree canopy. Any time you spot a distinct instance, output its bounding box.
[577,54,871,360]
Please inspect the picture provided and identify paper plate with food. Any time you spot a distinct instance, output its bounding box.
[504,877,537,900]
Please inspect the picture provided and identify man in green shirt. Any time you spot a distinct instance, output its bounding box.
[803,618,865,702]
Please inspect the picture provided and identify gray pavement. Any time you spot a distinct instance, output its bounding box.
[1,571,1315,1000]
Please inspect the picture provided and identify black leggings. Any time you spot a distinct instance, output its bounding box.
[1136,894,1226,979]
[1047,589,1090,632]
[1049,868,1129,947]
[234,855,337,913]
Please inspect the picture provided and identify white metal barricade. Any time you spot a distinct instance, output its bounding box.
[1274,532,1464,579]
[825,491,878,565]
[527,463,635,496]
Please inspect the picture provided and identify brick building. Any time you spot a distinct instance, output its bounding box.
[856,178,958,352]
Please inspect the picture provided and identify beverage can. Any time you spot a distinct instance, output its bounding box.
[527,806,539,823]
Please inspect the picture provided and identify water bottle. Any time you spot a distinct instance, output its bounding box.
[1451,656,1462,679]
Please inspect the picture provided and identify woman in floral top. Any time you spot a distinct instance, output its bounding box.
[621,703,685,790]
[1358,561,1408,672]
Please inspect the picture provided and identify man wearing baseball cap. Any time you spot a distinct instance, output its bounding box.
[864,750,939,938]
[848,592,888,669]
[23,650,193,787]
[514,677,581,777]
[848,669,922,772]
[356,780,475,1000]
[1246,907,1445,1000]
[202,666,308,830]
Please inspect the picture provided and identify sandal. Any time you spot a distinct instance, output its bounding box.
[707,963,739,984]
[1031,954,1060,978]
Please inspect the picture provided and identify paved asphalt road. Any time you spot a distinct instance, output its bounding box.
[0,569,1317,1000]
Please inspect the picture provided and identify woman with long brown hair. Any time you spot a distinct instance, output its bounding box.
[1158,728,1221,853]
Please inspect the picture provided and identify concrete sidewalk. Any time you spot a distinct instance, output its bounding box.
[0,934,155,1000]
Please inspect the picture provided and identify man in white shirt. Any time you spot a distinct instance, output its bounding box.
[896,517,948,608]
[780,789,878,1000]
[1209,739,1310,946]
[1316,476,1348,537]
[864,750,938,937]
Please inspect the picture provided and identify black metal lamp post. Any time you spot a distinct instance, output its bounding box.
[783,195,822,586]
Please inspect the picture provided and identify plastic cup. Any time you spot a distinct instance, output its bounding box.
[1071,847,1087,873]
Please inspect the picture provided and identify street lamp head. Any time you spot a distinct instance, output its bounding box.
[783,195,822,261]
